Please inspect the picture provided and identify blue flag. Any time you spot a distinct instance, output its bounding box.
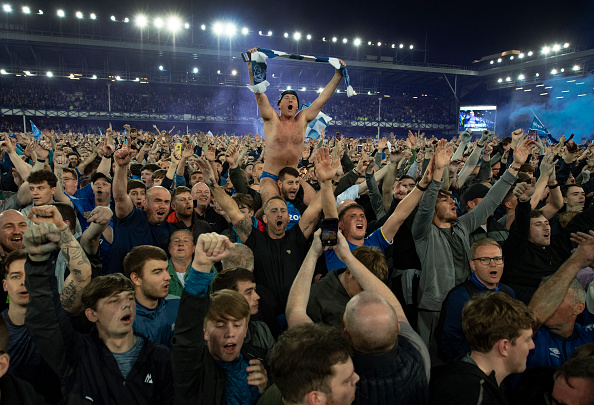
[98,127,102,136]
[306,112,332,139]
[30,121,41,140]
[529,117,548,136]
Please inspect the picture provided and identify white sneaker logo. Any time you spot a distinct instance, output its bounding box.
[145,373,153,384]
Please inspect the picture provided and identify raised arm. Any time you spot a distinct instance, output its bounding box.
[247,48,277,121]
[1,133,32,179]
[285,230,323,327]
[52,155,74,204]
[302,60,345,123]
[27,205,92,315]
[113,148,134,219]
[80,206,113,256]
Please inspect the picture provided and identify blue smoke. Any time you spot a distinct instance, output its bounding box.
[504,74,594,143]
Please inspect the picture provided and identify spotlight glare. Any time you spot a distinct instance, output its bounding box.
[167,16,181,33]
[368,41,372,45]
[318,87,324,93]
[184,23,190,29]
[90,13,96,20]
[551,69,557,75]
[306,34,311,40]
[231,70,237,76]
[527,51,533,56]
[399,44,404,48]
[332,37,337,42]
[497,58,502,63]
[242,27,249,35]
[301,87,306,91]
[213,22,223,35]
[391,44,395,48]
[505,77,511,82]
[293,32,301,40]
[159,65,164,71]
[353,38,361,46]
[193,67,198,73]
[224,23,236,37]
[0,69,7,74]
[115,76,121,81]
[110,15,116,21]
[510,55,514,60]
[3,4,11,12]
[409,44,413,49]
[542,46,551,54]
[518,74,525,80]
[377,41,381,46]
[75,11,83,19]
[490,60,494,64]
[552,44,561,51]
[287,86,291,90]
[57,9,65,17]
[519,53,524,58]
[343,38,347,44]
[91,75,97,79]
[123,17,129,23]
[560,68,564,72]
[200,24,206,30]
[217,70,221,74]
[135,15,147,27]
[154,18,163,28]
[267,30,272,36]
[22,6,30,14]
[573,65,580,71]
[535,73,539,77]
[284,32,289,38]
[46,71,53,77]
[498,78,503,83]
[564,43,570,48]
[37,9,42,14]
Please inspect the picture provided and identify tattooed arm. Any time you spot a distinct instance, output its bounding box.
[210,182,253,243]
[27,205,92,314]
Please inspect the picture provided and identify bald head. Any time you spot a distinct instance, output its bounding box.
[343,291,399,354]
[145,186,171,225]
[0,210,27,253]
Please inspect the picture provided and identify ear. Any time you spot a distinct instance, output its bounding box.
[2,279,7,293]
[497,339,510,357]
[262,214,268,225]
[277,180,283,189]
[0,353,10,379]
[563,197,568,204]
[50,187,57,195]
[469,260,476,272]
[504,201,513,210]
[85,307,98,323]
[203,327,209,342]
[344,269,352,280]
[574,302,585,316]
[129,272,142,287]
[308,391,324,405]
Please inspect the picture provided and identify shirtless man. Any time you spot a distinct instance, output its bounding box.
[247,47,346,205]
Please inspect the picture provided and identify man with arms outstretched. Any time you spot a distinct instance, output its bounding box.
[247,47,346,204]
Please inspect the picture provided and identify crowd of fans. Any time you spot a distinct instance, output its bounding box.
[0,78,453,125]
[0,117,593,405]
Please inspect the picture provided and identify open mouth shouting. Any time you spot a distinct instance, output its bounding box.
[287,104,293,111]
[223,343,237,354]
[120,313,133,324]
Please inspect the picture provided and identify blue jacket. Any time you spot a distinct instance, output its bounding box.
[133,296,180,348]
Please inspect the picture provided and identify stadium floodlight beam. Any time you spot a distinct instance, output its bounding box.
[527,51,533,56]
[46,71,53,77]
[152,17,163,28]
[193,67,198,73]
[242,27,248,35]
[519,53,524,58]
[518,74,525,80]
[343,38,347,44]
[185,23,190,29]
[542,46,551,54]
[22,6,30,14]
[76,11,83,19]
[231,70,237,75]
[332,37,337,42]
[267,30,272,36]
[213,22,223,35]
[167,16,181,33]
[159,65,164,71]
[551,69,557,74]
[573,65,580,71]
[110,15,116,21]
[57,9,65,17]
[353,38,361,46]
[284,32,289,38]
[552,44,561,51]
[90,13,96,20]
[3,4,11,12]
[224,23,236,37]
[306,34,311,40]
[135,15,148,27]
[293,32,301,40]
[200,24,206,30]
[0,69,7,74]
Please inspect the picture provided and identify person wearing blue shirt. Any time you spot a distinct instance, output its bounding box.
[437,238,515,362]
[124,245,180,348]
[276,167,307,230]
[526,232,594,370]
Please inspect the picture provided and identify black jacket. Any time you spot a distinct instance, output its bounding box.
[0,373,46,405]
[172,290,268,405]
[24,254,173,405]
[430,356,509,405]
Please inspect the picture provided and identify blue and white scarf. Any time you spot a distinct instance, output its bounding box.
[244,48,354,97]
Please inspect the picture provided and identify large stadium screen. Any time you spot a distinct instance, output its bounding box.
[459,105,497,133]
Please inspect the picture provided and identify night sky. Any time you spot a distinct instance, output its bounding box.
[61,0,594,65]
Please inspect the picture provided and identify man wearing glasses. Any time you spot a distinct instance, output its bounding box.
[436,238,516,362]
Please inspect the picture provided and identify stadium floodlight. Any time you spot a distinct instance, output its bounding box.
[22,6,30,14]
[287,86,291,90]
[399,44,404,48]
[3,4,11,12]
[490,60,494,64]
[551,69,558,75]
[167,16,181,33]
[193,67,198,73]
[110,15,116,21]
[154,18,163,28]
[573,65,580,71]
[497,58,502,63]
[91,75,97,79]
[505,77,511,82]
[284,32,289,38]
[241,27,248,35]
[293,32,301,40]
[560,68,565,72]
[376,42,381,46]
[134,77,140,81]
[69,74,75,79]
[267,30,272,36]
[115,76,121,80]
[76,11,83,19]
[224,23,236,37]
[564,43,570,48]
[510,55,514,60]
[519,53,524,58]
[213,22,223,35]
[46,71,53,77]
[552,44,561,51]
[0,69,7,74]
[185,23,190,29]
[37,9,42,14]
[498,78,503,83]
[391,44,395,48]
[57,9,65,17]
[90,13,96,20]
[301,87,306,91]
[542,46,551,54]
[306,34,311,40]
[410,45,414,49]
[217,70,221,74]
[535,73,539,77]
[332,37,337,42]
[318,88,324,93]
[200,24,206,30]
[343,38,347,44]
[518,74,525,80]
[124,17,129,23]
[231,70,237,76]
[135,15,147,27]
[159,65,164,71]
[353,38,361,46]
[368,41,372,45]
[527,51,533,56]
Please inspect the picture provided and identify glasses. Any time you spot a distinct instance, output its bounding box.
[472,256,504,265]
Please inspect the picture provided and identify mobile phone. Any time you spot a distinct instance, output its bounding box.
[358,145,363,152]
[175,143,182,155]
[528,130,537,140]
[321,218,339,246]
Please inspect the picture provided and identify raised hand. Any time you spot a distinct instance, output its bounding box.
[513,138,536,165]
[114,148,133,167]
[193,232,234,268]
[28,205,67,231]
[539,153,558,177]
[513,182,535,202]
[433,139,454,171]
[54,155,70,170]
[23,222,61,261]
[246,359,269,394]
[86,206,113,226]
[32,140,50,160]
[196,158,216,187]
[225,145,239,168]
[460,129,472,144]
[314,146,340,182]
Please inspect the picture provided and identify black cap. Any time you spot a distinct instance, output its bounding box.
[462,183,490,204]
[91,172,112,184]
[277,90,299,107]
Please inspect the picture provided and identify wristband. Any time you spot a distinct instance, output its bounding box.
[352,169,361,176]
[37,158,46,163]
[416,183,428,191]
[548,183,559,189]
[103,154,113,159]
[510,165,521,171]
[477,143,485,148]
